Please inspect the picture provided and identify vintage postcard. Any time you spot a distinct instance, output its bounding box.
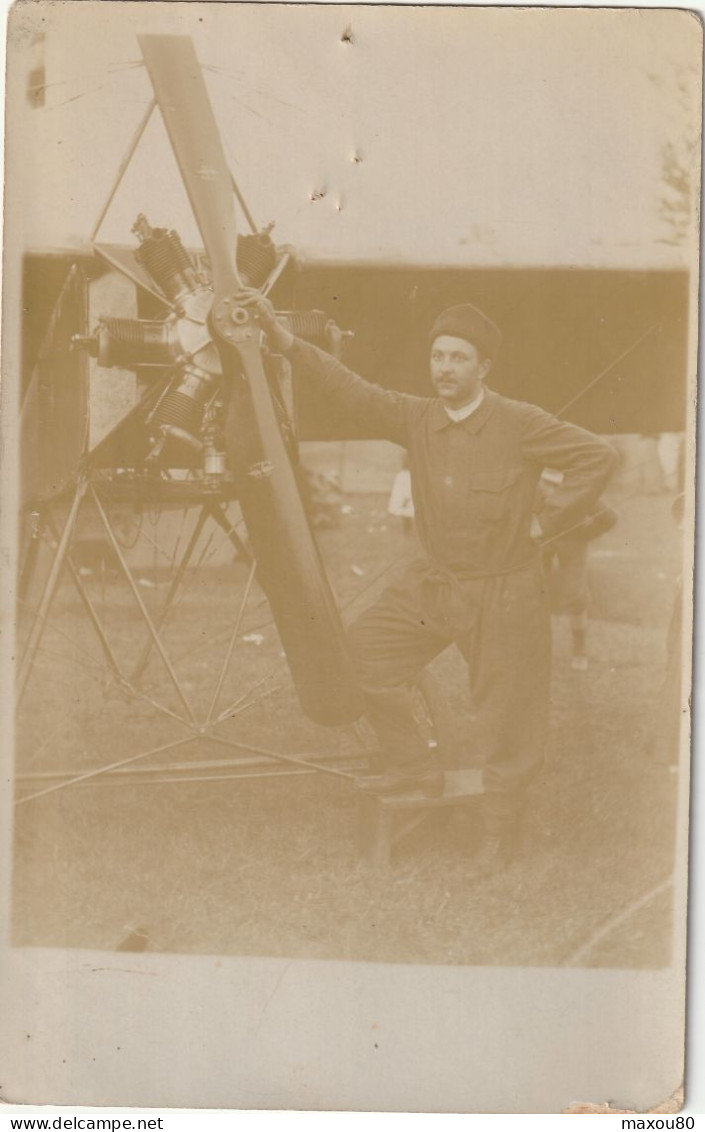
[0,1,700,1114]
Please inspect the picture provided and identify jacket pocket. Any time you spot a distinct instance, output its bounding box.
[469,467,522,521]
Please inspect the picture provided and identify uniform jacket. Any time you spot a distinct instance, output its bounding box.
[287,338,618,578]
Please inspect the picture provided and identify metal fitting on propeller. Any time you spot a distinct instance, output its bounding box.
[210,296,254,343]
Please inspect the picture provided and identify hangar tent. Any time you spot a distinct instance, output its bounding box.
[9,4,699,452]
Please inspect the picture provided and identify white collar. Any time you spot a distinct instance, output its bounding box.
[444,387,485,422]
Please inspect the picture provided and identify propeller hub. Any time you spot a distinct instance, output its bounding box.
[211,297,256,344]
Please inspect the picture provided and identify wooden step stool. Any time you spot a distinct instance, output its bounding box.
[356,768,484,866]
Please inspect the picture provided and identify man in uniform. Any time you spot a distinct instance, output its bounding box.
[245,296,618,874]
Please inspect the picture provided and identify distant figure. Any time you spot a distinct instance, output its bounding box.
[387,456,415,535]
[538,469,618,671]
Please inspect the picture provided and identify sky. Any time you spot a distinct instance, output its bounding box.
[5,2,701,268]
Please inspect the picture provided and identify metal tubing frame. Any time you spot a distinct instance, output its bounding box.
[90,483,198,726]
[16,734,197,806]
[18,516,43,605]
[205,732,358,782]
[20,266,81,430]
[92,244,178,312]
[15,741,367,799]
[128,502,211,687]
[205,559,257,725]
[229,169,258,235]
[215,666,279,725]
[23,494,197,730]
[90,99,157,243]
[16,475,367,804]
[203,499,252,562]
[16,477,88,705]
[45,511,126,685]
[16,746,369,790]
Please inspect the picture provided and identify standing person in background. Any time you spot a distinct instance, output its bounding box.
[538,469,618,671]
[387,453,415,536]
[244,293,618,876]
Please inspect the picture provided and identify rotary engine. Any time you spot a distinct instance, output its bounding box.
[73,215,347,482]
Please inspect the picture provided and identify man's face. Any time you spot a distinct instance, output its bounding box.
[430,335,491,408]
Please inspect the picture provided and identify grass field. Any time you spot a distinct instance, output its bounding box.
[12,487,686,968]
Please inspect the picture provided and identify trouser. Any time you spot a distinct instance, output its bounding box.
[542,539,590,617]
[542,540,589,659]
[348,559,551,806]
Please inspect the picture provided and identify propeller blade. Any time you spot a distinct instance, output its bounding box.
[224,338,363,726]
[138,35,240,292]
[141,33,362,724]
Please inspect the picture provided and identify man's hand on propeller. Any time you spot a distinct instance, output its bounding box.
[237,287,294,353]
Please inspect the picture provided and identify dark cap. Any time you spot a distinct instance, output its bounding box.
[428,303,501,361]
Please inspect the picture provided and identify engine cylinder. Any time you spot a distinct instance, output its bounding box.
[236,232,277,288]
[133,216,200,301]
[282,310,329,341]
[147,365,217,453]
[94,317,177,368]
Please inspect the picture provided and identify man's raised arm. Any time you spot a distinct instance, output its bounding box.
[241,291,410,445]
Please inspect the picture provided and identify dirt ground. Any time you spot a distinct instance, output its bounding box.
[12,486,686,967]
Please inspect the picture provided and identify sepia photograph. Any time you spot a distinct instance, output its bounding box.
[0,0,700,1112]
